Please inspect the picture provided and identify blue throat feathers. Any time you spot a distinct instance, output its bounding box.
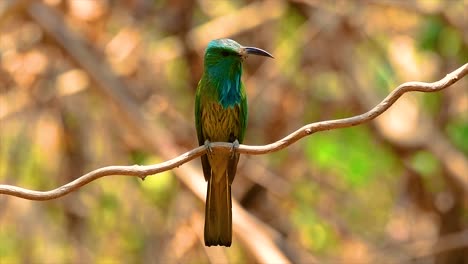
[208,60,243,109]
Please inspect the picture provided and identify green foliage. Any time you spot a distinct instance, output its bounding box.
[305,127,395,187]
[140,158,177,210]
[274,8,306,82]
[0,231,20,263]
[410,150,446,194]
[291,197,338,252]
[1,0,466,261]
[2,131,52,190]
[310,71,346,101]
[421,93,442,115]
[130,150,151,164]
[411,151,440,178]
[372,58,397,94]
[290,181,337,252]
[446,121,468,154]
[99,191,120,227]
[165,58,191,109]
[418,16,444,52]
[438,27,462,58]
[418,16,467,61]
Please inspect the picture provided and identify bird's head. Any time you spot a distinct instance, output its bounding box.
[204,39,273,77]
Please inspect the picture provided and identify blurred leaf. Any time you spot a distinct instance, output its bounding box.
[165,58,191,108]
[418,16,443,52]
[97,191,120,228]
[100,191,119,211]
[291,204,337,252]
[446,121,468,154]
[311,71,345,101]
[1,1,466,261]
[123,230,145,257]
[129,150,150,164]
[19,145,50,190]
[306,127,395,187]
[410,150,441,178]
[140,157,176,210]
[418,16,466,61]
[374,59,396,94]
[410,150,445,194]
[439,27,461,57]
[275,8,306,81]
[421,92,442,115]
[0,231,20,263]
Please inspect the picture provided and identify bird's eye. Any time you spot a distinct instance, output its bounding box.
[221,51,230,57]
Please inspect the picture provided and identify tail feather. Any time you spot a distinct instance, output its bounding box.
[204,173,232,247]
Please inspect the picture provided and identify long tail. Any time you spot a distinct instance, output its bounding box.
[204,172,232,247]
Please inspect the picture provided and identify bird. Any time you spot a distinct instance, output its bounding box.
[195,38,273,247]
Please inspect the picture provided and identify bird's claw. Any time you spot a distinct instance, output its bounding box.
[204,140,213,155]
[230,139,239,159]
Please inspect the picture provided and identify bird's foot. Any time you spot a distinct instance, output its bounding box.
[230,139,239,159]
[204,140,213,157]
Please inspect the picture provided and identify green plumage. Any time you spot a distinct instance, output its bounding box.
[195,39,272,247]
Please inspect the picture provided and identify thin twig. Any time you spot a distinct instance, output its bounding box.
[1,63,466,200]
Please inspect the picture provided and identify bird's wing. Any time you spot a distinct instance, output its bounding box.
[238,83,248,143]
[227,83,248,184]
[195,81,212,181]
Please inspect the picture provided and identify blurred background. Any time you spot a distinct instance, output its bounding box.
[0,0,467,263]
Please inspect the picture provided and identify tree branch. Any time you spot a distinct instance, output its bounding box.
[1,63,467,200]
[20,3,293,262]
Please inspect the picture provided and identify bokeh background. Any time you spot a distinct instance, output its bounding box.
[0,0,467,263]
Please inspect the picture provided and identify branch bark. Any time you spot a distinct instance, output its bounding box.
[1,63,467,199]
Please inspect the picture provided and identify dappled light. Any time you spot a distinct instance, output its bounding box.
[0,0,467,263]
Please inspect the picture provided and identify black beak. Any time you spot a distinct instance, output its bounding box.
[243,47,274,58]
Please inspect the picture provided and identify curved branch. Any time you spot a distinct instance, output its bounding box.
[1,63,467,200]
[237,63,468,154]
